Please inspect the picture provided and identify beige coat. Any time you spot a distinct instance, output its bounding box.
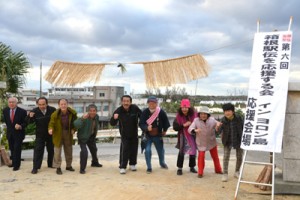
[188,117,218,151]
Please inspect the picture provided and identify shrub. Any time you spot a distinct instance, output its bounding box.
[0,128,9,150]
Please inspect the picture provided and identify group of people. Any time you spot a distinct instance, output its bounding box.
[108,95,244,182]
[173,99,244,182]
[2,95,244,182]
[3,97,102,175]
[110,95,170,174]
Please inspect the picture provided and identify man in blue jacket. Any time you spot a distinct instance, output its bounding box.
[139,96,170,174]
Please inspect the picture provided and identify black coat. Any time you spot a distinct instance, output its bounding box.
[25,106,56,138]
[219,114,244,148]
[110,104,142,138]
[2,107,27,140]
[139,108,170,137]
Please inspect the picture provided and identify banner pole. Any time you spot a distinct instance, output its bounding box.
[271,152,275,200]
[234,150,248,199]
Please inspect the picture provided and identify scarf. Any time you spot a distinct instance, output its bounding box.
[146,107,161,125]
[176,110,197,155]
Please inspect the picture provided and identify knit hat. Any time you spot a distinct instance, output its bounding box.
[180,99,190,108]
[147,96,158,103]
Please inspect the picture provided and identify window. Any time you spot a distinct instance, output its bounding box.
[27,97,36,101]
[103,105,109,111]
[99,93,105,97]
[74,107,83,113]
[86,105,101,112]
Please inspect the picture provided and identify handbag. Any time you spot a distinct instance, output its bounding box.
[140,132,148,154]
[148,127,159,136]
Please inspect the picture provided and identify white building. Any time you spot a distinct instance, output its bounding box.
[17,89,42,111]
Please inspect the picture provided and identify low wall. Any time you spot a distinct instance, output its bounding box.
[282,82,300,182]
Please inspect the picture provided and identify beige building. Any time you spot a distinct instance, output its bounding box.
[17,86,124,128]
[47,86,124,117]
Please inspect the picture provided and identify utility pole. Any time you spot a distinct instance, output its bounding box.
[40,61,42,97]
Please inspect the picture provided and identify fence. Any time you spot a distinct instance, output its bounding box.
[23,128,178,144]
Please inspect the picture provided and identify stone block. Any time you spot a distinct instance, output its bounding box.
[275,173,300,194]
[288,82,300,92]
[286,92,300,113]
[283,114,300,159]
[283,159,300,182]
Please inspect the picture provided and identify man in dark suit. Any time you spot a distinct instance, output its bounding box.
[2,97,27,171]
[26,97,56,174]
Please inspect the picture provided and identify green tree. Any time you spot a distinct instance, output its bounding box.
[0,42,31,99]
[0,42,31,148]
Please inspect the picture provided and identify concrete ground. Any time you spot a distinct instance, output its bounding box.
[1,140,299,200]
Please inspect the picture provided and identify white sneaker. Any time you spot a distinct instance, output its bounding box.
[120,168,126,174]
[222,174,228,182]
[130,165,137,171]
[234,171,240,178]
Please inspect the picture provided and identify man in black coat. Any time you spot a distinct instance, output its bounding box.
[110,95,142,174]
[26,97,56,174]
[2,97,27,171]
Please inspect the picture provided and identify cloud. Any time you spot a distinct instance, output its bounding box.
[0,0,299,95]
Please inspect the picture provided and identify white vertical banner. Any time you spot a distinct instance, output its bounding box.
[241,31,293,153]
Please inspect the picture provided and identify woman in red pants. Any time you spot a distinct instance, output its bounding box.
[188,106,223,178]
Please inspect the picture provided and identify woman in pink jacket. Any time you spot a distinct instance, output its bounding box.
[173,99,198,175]
[188,106,223,178]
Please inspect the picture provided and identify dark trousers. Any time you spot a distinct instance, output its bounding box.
[177,153,196,169]
[79,135,99,170]
[119,137,138,169]
[8,134,24,169]
[33,135,54,169]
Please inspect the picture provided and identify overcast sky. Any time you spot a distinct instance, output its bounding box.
[0,0,299,96]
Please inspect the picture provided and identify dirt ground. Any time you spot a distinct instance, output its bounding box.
[0,144,299,200]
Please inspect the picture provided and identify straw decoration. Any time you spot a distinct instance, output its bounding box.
[44,54,209,88]
[44,61,105,86]
[136,54,210,88]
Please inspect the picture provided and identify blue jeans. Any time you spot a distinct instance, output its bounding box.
[144,136,166,170]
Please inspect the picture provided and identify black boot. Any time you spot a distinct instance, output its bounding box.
[190,167,197,173]
[177,169,183,175]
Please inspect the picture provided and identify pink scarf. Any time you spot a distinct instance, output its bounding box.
[147,107,161,125]
[176,110,197,155]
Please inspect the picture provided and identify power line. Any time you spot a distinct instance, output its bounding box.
[27,38,255,65]
[200,38,254,55]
